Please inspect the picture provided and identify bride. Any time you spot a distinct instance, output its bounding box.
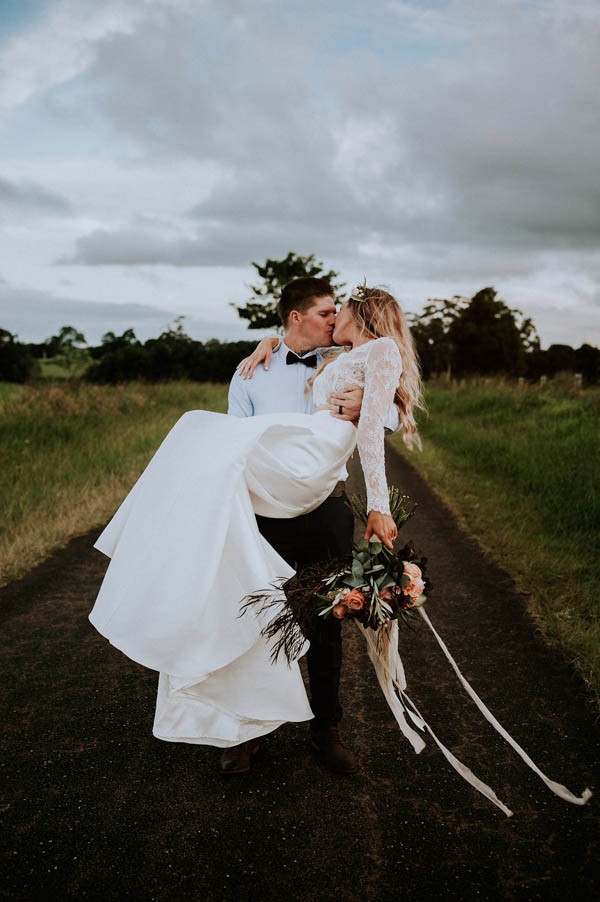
[89,284,419,748]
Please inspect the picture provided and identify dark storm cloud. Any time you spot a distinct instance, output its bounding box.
[60,214,361,267]
[56,0,600,279]
[0,176,73,217]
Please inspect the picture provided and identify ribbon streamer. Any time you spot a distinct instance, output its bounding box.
[357,609,592,815]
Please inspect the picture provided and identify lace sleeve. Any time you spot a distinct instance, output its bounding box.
[356,338,403,516]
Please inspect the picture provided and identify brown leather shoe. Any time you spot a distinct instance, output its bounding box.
[219,739,260,775]
[310,725,358,775]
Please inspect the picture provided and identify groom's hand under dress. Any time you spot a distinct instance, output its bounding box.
[328,386,363,423]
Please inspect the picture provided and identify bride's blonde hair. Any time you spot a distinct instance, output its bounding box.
[348,286,424,450]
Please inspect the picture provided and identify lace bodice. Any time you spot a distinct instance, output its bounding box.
[312,337,403,515]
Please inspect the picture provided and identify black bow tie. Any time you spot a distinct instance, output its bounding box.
[286,350,318,368]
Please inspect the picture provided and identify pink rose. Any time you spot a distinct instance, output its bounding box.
[401,562,425,600]
[379,588,394,602]
[404,577,426,600]
[332,604,348,619]
[344,589,366,611]
[403,562,422,581]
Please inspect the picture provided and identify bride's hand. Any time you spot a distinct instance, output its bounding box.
[236,337,280,380]
[365,511,397,550]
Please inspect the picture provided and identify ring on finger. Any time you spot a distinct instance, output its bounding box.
[338,404,343,415]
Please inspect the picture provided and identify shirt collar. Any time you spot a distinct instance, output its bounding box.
[281,340,324,361]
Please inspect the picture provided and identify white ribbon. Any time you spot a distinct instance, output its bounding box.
[359,622,425,754]
[357,610,592,816]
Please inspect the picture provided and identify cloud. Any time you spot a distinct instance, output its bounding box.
[59,215,360,267]
[0,0,197,113]
[65,0,598,266]
[0,176,73,217]
[0,280,268,344]
[0,283,169,342]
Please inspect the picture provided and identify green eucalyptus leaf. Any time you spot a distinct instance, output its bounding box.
[366,564,385,574]
[351,560,364,578]
[344,575,365,588]
[316,593,335,604]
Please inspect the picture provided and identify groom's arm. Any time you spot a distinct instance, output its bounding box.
[228,371,254,417]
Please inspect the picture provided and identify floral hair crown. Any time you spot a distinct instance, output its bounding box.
[349,283,370,303]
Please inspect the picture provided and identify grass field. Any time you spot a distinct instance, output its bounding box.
[0,381,228,585]
[391,382,600,698]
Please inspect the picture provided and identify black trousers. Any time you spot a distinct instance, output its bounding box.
[256,494,354,728]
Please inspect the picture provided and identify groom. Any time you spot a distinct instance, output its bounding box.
[226,277,396,776]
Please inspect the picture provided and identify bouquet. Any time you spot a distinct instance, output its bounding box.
[241,486,430,663]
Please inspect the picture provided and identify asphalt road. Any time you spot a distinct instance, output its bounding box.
[1,443,597,901]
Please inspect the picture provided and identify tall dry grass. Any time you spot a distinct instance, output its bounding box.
[0,381,228,584]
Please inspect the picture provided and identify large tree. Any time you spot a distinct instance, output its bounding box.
[410,287,540,378]
[449,287,539,376]
[232,252,345,330]
[409,296,468,379]
[44,325,87,357]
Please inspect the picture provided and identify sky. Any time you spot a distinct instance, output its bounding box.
[0,0,599,348]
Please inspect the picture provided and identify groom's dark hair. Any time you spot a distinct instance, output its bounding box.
[278,277,333,327]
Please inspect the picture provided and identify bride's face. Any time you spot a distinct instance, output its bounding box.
[332,302,358,346]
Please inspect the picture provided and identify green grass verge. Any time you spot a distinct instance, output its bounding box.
[0,381,228,584]
[390,382,600,699]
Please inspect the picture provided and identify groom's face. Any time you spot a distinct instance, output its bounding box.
[294,295,337,349]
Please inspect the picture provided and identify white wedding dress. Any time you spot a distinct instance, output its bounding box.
[90,338,402,747]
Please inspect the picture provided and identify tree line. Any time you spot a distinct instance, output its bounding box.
[1,253,599,384]
[0,323,259,384]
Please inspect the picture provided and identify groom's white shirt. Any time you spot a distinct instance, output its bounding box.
[228,341,321,418]
[228,341,400,486]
